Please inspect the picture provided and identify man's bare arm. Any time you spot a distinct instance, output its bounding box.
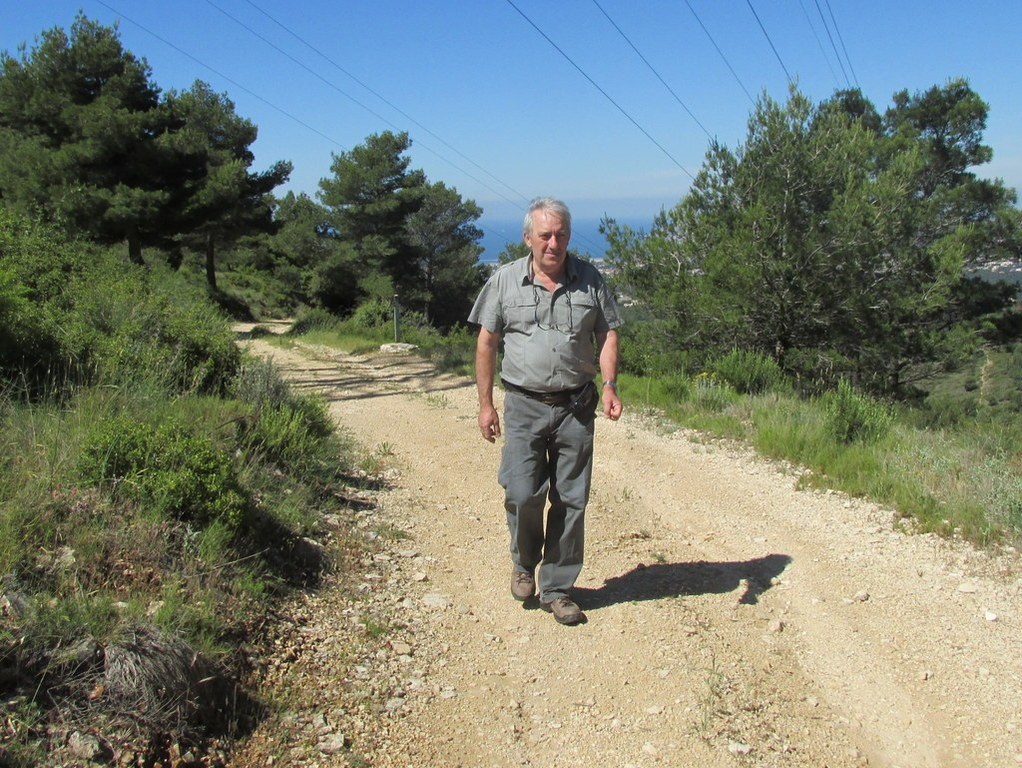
[475,327,502,442]
[597,329,622,421]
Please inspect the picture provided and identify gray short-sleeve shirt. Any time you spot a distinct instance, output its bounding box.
[468,255,623,392]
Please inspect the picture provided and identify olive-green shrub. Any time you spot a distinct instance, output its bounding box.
[77,417,248,529]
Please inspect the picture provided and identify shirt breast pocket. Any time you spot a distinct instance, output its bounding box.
[505,300,536,332]
[570,294,599,334]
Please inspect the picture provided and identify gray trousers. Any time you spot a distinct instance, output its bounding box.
[498,389,595,602]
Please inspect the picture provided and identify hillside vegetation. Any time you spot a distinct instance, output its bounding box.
[0,210,372,765]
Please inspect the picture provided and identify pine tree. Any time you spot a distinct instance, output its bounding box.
[318,131,426,310]
[0,15,201,263]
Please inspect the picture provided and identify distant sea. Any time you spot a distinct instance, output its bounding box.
[478,216,651,263]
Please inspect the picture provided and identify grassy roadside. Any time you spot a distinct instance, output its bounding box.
[0,212,385,766]
[0,355,384,766]
[612,351,1022,549]
[628,374,1020,546]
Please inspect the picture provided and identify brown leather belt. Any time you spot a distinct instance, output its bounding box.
[501,379,587,406]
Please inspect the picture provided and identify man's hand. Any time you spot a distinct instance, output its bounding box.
[479,404,501,442]
[602,389,623,421]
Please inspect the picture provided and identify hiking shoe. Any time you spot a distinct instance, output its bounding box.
[540,596,585,625]
[511,569,535,601]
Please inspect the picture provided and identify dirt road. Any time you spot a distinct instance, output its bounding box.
[237,329,1021,768]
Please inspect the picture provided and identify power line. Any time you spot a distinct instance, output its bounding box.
[204,1,526,215]
[238,0,532,207]
[796,0,841,88]
[226,2,604,255]
[823,0,859,87]
[204,3,390,136]
[813,0,850,87]
[745,0,794,87]
[591,0,713,141]
[504,0,695,182]
[93,0,346,152]
[681,0,756,105]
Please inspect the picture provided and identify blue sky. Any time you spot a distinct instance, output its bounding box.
[3,1,1021,255]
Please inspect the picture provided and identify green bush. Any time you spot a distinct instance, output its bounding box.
[662,372,692,401]
[1,206,239,397]
[346,296,431,342]
[0,260,37,369]
[233,357,335,473]
[349,296,393,330]
[243,401,328,473]
[289,306,342,335]
[233,356,294,412]
[915,392,979,429]
[233,357,332,437]
[76,417,248,529]
[94,272,240,395]
[691,372,739,412]
[418,324,476,374]
[783,347,853,395]
[613,305,692,379]
[710,348,783,395]
[826,378,892,444]
[0,207,78,384]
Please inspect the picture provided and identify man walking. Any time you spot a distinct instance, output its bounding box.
[469,197,623,625]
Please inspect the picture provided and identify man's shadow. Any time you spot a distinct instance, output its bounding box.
[570,553,792,610]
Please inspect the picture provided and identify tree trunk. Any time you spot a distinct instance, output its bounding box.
[127,228,145,266]
[205,233,218,291]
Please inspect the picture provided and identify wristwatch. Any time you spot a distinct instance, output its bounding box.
[602,381,617,392]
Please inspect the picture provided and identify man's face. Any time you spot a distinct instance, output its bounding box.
[524,209,570,274]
